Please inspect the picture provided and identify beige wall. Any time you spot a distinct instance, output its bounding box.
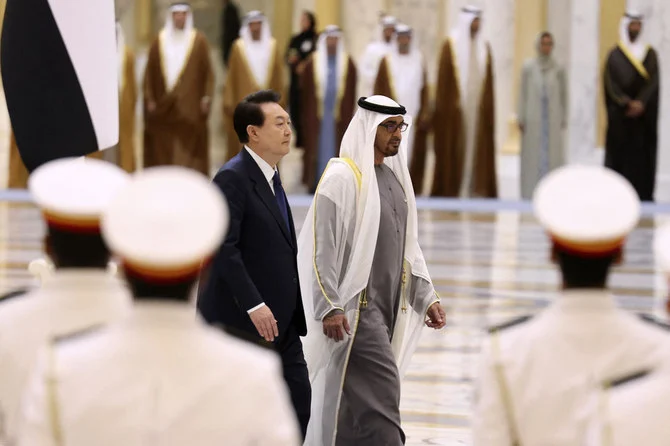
[315,0,341,30]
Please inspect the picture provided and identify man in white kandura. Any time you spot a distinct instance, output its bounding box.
[0,158,132,446]
[298,95,447,445]
[358,15,397,97]
[473,165,670,445]
[17,166,301,446]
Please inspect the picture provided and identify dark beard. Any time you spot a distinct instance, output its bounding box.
[628,30,640,42]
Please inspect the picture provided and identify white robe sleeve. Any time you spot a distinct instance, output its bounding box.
[312,194,346,320]
[311,168,358,321]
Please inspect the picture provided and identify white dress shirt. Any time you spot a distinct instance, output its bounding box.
[0,270,131,445]
[472,290,670,446]
[16,301,301,446]
[245,145,276,195]
[244,145,277,314]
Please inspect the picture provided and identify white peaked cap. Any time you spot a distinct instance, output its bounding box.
[533,165,640,256]
[101,166,229,282]
[655,224,670,273]
[29,157,130,232]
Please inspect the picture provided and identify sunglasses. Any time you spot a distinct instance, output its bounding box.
[378,121,409,133]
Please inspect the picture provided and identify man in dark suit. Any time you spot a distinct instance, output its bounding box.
[197,90,310,438]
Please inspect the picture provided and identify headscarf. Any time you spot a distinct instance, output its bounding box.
[239,10,274,87]
[619,11,648,62]
[536,31,556,72]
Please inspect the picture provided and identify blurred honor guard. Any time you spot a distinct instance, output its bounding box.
[472,165,670,445]
[0,158,131,446]
[17,167,302,446]
[198,91,311,438]
[143,2,214,175]
[582,225,670,446]
[223,11,285,162]
[298,96,446,445]
[300,25,357,193]
[373,24,431,192]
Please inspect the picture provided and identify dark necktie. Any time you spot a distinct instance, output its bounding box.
[273,171,290,231]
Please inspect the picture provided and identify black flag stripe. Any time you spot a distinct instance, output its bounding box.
[1,0,118,173]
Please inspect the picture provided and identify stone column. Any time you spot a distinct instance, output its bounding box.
[341,0,385,62]
[134,0,153,47]
[272,0,295,57]
[564,0,600,164]
[315,0,341,31]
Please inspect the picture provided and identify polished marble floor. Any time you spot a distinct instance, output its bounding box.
[1,198,669,445]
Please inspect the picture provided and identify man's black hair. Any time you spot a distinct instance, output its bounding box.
[46,227,110,269]
[124,273,197,302]
[556,249,617,289]
[233,90,282,144]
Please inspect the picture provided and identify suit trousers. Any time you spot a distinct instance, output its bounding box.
[276,321,311,440]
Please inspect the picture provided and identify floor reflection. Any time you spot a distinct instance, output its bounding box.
[0,201,666,445]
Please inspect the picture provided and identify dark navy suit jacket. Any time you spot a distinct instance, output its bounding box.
[197,148,307,340]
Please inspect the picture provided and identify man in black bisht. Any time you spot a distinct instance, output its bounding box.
[220,0,241,67]
[286,11,317,148]
[604,11,660,202]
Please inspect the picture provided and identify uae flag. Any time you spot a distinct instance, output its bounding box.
[1,0,119,173]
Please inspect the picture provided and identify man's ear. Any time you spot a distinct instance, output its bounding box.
[246,125,257,142]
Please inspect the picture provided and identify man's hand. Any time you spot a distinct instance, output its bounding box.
[249,305,278,342]
[323,311,351,342]
[146,100,156,114]
[288,54,299,65]
[426,302,446,329]
[626,100,645,118]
